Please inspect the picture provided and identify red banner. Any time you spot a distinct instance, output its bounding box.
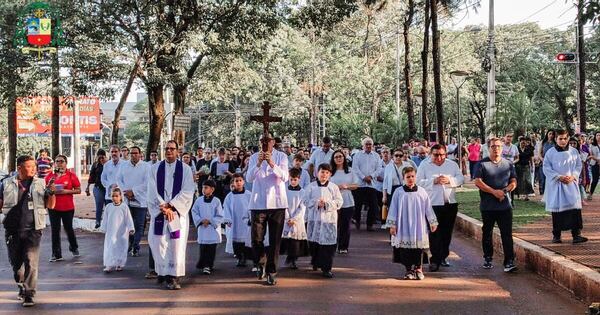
[16,96,101,136]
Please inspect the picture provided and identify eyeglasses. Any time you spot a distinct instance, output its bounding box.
[334,155,344,159]
[165,147,177,151]
[394,154,404,158]
[432,153,446,157]
[55,160,66,163]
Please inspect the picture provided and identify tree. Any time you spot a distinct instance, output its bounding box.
[402,0,417,139]
[420,0,431,139]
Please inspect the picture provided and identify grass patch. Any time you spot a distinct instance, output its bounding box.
[456,190,550,227]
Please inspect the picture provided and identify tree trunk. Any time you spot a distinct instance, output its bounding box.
[577,0,587,132]
[172,84,187,147]
[146,84,165,160]
[554,93,573,134]
[111,56,141,145]
[403,0,416,139]
[420,0,431,140]
[51,53,61,158]
[430,0,444,144]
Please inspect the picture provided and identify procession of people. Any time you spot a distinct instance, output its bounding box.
[0,129,594,307]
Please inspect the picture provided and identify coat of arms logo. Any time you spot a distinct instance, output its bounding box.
[13,1,65,59]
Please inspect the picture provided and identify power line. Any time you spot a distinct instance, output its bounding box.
[515,0,559,24]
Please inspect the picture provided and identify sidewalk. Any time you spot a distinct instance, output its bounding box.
[462,179,599,272]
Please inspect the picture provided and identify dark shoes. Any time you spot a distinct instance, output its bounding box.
[573,236,588,244]
[257,266,266,280]
[266,274,277,285]
[322,271,334,278]
[145,270,158,279]
[17,284,24,300]
[503,260,518,273]
[440,259,451,267]
[71,249,80,257]
[131,250,140,257]
[290,261,298,270]
[49,256,64,262]
[428,263,439,272]
[552,237,562,244]
[166,278,181,290]
[22,296,35,307]
[353,220,361,230]
[482,259,493,269]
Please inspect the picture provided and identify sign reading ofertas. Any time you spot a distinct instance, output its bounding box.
[16,96,100,136]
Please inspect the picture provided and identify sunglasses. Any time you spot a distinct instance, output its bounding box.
[432,153,446,157]
[55,160,66,163]
[165,147,177,151]
[394,154,403,157]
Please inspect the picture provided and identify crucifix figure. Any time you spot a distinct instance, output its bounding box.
[250,101,282,152]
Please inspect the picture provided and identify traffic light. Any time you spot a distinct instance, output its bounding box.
[556,52,577,62]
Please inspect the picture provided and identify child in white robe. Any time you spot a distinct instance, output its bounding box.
[304,163,343,278]
[191,179,223,275]
[280,168,309,269]
[387,167,438,280]
[101,188,135,273]
[223,174,253,267]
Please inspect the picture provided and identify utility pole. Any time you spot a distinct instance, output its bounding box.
[73,99,81,178]
[322,94,327,138]
[485,0,496,137]
[197,104,203,148]
[576,0,587,132]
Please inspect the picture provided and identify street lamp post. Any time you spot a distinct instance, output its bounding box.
[450,70,472,173]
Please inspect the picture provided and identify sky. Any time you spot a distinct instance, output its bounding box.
[117,0,581,103]
[449,0,577,30]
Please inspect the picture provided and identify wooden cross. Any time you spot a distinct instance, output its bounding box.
[250,101,282,152]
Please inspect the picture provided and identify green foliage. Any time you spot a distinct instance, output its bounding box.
[456,190,550,227]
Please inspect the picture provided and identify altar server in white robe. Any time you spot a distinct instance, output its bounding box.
[101,188,135,273]
[543,130,588,244]
[246,133,289,285]
[223,174,252,267]
[304,163,343,278]
[147,140,196,290]
[280,168,309,270]
[192,179,223,275]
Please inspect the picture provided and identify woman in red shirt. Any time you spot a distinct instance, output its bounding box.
[45,155,82,262]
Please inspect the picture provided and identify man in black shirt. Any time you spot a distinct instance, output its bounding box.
[0,155,56,307]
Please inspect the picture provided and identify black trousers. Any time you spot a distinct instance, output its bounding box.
[481,210,515,265]
[551,210,583,239]
[393,247,423,270]
[309,242,336,272]
[48,209,78,258]
[337,207,354,251]
[251,209,285,274]
[429,203,458,264]
[353,187,379,227]
[6,230,42,298]
[233,242,248,262]
[197,244,217,269]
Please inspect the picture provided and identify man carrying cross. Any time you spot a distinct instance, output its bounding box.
[247,102,289,285]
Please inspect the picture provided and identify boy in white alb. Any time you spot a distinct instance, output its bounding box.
[191,180,223,275]
[223,174,253,267]
[281,168,309,269]
[304,163,343,278]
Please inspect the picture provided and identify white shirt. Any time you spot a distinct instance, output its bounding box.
[416,159,464,206]
[330,169,359,208]
[351,150,382,188]
[101,158,123,200]
[382,161,412,195]
[502,143,519,163]
[299,168,311,189]
[115,160,150,207]
[246,150,289,210]
[373,159,390,192]
[304,148,334,177]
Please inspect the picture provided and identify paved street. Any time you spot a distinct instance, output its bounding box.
[0,225,586,315]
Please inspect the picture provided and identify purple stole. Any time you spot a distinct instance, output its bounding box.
[154,160,183,239]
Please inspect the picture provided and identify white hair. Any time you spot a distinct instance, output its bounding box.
[361,137,374,146]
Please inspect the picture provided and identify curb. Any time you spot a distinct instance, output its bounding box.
[455,212,600,303]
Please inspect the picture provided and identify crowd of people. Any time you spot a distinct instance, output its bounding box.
[0,129,595,307]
